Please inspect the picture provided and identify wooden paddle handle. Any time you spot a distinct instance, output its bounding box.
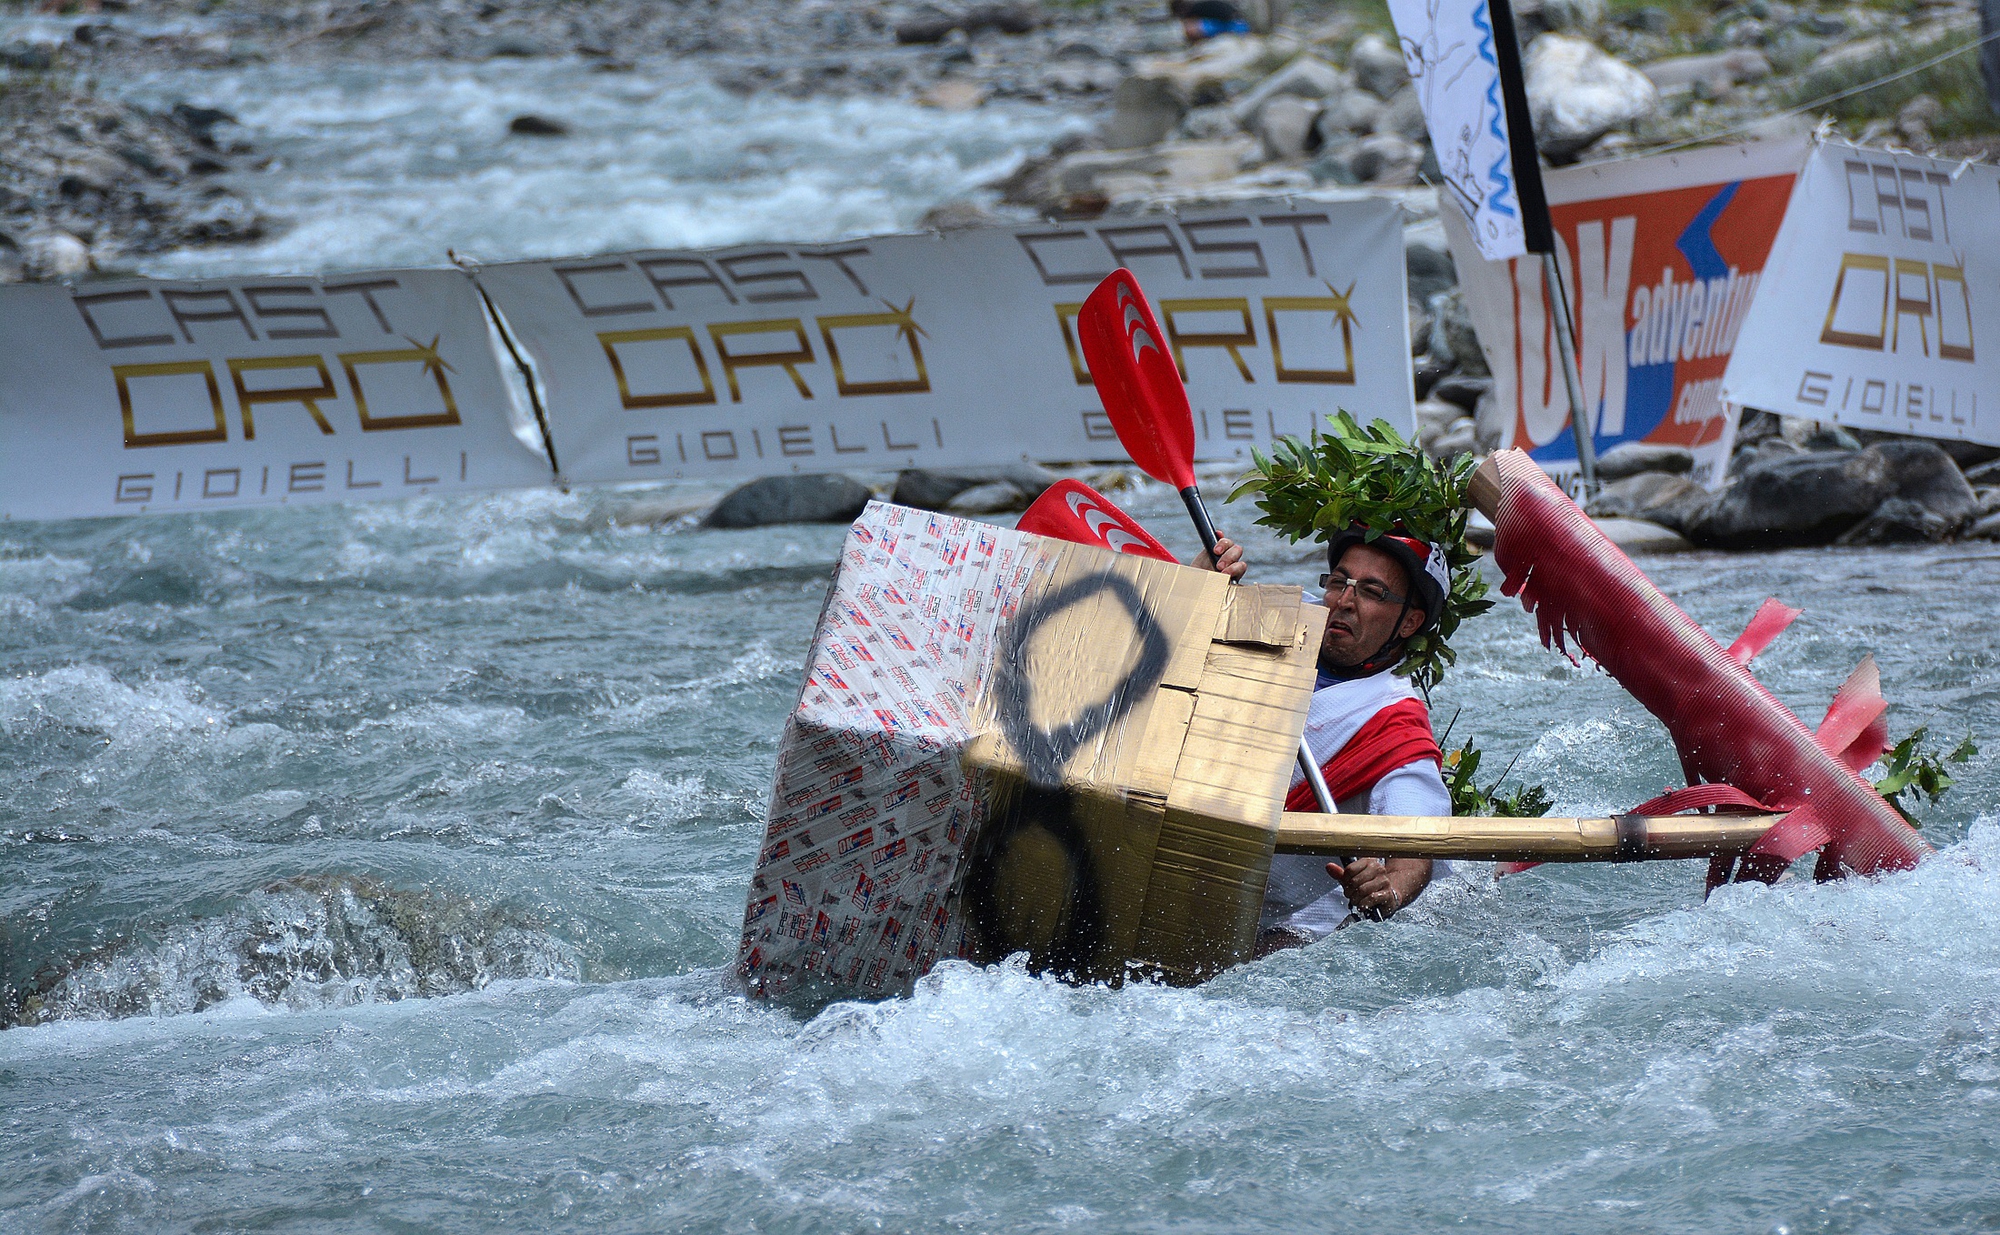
[1466,453,1505,519]
[1276,811,1783,861]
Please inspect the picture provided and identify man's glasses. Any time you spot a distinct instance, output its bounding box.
[1318,571,1405,606]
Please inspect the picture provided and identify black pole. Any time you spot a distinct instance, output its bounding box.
[1485,0,1598,497]
[1484,0,1553,256]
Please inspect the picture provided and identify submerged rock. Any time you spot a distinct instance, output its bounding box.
[508,113,570,136]
[893,463,1056,511]
[704,474,874,528]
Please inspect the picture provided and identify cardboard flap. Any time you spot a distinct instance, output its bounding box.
[1216,584,1306,649]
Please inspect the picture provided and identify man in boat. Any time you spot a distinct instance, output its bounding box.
[1200,526,1451,952]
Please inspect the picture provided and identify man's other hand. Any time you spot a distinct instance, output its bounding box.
[1326,858,1399,915]
[1191,535,1246,582]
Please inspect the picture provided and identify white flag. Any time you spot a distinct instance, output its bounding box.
[1386,0,1530,260]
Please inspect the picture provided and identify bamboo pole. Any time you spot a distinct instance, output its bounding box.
[1275,812,1783,862]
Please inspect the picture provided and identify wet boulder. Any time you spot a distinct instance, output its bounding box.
[1428,373,1490,414]
[945,481,1030,515]
[892,463,1057,511]
[1687,450,1889,548]
[1687,441,1975,548]
[508,114,570,137]
[1871,439,1979,529]
[704,474,874,528]
[1586,470,1700,520]
[1595,441,1693,480]
[1524,35,1658,159]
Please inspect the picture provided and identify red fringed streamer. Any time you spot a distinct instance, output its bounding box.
[1482,450,1927,881]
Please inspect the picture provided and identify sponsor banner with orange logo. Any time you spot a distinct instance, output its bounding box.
[1721,142,1996,447]
[1448,140,1805,493]
[471,200,1414,485]
[0,270,556,521]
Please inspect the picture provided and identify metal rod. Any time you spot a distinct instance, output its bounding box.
[1275,811,1783,862]
[1541,249,1598,502]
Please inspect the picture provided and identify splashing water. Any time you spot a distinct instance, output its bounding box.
[3,479,1997,1232]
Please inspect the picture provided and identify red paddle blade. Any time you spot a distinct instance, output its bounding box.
[1016,479,1179,563]
[1078,268,1197,491]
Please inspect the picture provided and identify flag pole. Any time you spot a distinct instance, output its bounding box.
[1485,0,1599,500]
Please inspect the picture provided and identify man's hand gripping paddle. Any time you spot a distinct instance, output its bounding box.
[1077,269,1345,828]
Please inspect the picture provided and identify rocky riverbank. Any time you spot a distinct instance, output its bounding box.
[4,0,1998,548]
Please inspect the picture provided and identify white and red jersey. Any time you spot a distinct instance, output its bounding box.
[1261,667,1451,938]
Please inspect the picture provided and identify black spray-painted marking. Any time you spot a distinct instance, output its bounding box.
[965,572,1170,974]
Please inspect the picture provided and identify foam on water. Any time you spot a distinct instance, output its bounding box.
[103,57,1088,278]
[4,481,1998,1230]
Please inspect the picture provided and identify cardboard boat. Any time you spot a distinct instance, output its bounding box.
[734,498,1785,1000]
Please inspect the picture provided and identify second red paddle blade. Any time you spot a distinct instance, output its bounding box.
[1015,478,1178,563]
[1078,268,1197,491]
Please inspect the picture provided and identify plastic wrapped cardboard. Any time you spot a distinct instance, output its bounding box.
[737,501,1324,999]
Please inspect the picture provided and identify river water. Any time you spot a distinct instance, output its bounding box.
[7,44,2000,1235]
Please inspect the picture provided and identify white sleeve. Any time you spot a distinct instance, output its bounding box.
[1368,759,1452,817]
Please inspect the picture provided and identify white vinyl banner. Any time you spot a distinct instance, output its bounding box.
[1449,140,1805,492]
[472,201,1414,486]
[1386,0,1529,260]
[1721,142,1997,447]
[0,270,555,521]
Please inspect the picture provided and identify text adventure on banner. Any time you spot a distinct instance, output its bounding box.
[1447,140,1805,493]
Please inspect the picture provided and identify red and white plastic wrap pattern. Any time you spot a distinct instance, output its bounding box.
[738,501,1049,999]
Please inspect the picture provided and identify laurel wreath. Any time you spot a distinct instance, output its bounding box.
[1227,412,1492,693]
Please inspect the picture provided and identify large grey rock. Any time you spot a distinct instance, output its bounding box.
[704,474,873,528]
[1348,132,1423,184]
[1414,399,1464,443]
[1315,90,1384,138]
[1425,418,1478,462]
[1404,231,1457,304]
[1689,450,1888,547]
[1593,516,1694,553]
[1429,374,1490,413]
[1969,511,2000,541]
[1102,75,1188,149]
[1375,86,1429,142]
[1229,55,1348,127]
[1255,95,1323,160]
[1349,32,1409,99]
[1595,441,1693,480]
[945,482,1030,515]
[1525,35,1659,158]
[1585,470,1699,519]
[892,464,1057,511]
[1427,290,1489,376]
[1473,389,1507,452]
[1836,497,1956,545]
[1689,441,1976,548]
[1872,439,1979,529]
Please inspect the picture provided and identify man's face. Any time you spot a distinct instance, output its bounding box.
[1318,543,1426,668]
